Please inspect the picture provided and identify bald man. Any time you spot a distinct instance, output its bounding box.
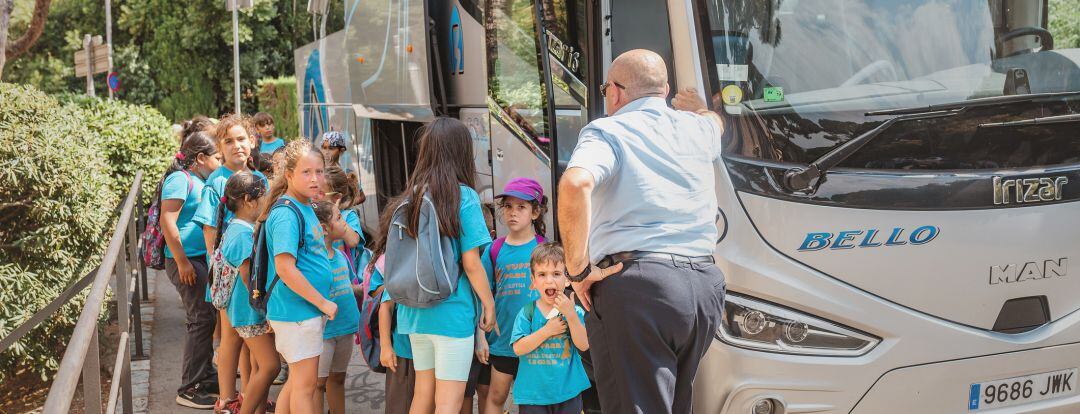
[558,49,725,414]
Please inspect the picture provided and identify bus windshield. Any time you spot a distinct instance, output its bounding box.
[699,0,1080,169]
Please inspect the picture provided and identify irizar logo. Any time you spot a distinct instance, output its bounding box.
[797,225,939,251]
[993,176,1067,205]
[990,258,1067,285]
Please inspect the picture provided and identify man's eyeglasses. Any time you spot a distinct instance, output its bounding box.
[600,81,626,97]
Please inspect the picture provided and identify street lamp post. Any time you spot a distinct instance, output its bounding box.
[227,0,252,115]
[232,0,240,114]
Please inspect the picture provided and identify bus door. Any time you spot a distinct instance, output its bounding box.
[533,0,598,237]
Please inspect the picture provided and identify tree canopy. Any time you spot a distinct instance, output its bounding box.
[4,0,342,121]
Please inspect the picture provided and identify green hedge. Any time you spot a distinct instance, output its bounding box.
[0,83,175,381]
[58,94,178,201]
[257,76,299,139]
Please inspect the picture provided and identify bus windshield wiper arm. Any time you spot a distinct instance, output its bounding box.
[865,91,1080,116]
[979,113,1080,128]
[783,109,962,192]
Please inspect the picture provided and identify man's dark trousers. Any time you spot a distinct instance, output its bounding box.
[165,256,218,394]
[586,258,725,414]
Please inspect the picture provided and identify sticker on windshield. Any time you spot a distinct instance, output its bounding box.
[764,86,784,103]
[716,64,748,82]
[721,85,744,106]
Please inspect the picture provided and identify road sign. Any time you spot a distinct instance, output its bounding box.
[225,0,252,11]
[74,44,110,77]
[107,72,120,92]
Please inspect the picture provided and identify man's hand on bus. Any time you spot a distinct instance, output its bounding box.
[673,87,709,112]
[673,87,725,136]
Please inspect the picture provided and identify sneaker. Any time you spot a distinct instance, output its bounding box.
[176,387,216,409]
[213,397,242,414]
[197,381,220,397]
[273,364,288,385]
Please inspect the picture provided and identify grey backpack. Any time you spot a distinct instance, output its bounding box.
[383,193,460,308]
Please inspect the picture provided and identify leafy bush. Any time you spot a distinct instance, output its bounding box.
[257,76,299,139]
[58,94,178,200]
[0,83,117,380]
[1050,0,1080,50]
[0,83,176,381]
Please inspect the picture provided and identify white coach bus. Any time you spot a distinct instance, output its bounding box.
[296,0,1080,412]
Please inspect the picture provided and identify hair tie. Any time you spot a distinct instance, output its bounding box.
[220,196,227,203]
[175,152,186,161]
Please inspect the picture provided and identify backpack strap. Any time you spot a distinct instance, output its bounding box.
[523,300,536,324]
[489,234,545,270]
[489,237,507,271]
[264,198,307,294]
[182,169,194,194]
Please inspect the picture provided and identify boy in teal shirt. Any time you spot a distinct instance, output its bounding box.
[511,243,590,413]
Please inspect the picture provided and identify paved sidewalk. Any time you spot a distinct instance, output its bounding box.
[147,268,389,413]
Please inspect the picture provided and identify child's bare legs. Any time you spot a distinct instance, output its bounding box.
[326,372,347,414]
[435,379,467,414]
[276,380,292,414]
[240,333,278,414]
[217,311,243,401]
[239,344,251,392]
[459,395,473,414]
[314,377,327,414]
[410,369,436,414]
[284,357,320,414]
[483,370,513,414]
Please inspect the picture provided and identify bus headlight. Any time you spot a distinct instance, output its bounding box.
[719,293,880,356]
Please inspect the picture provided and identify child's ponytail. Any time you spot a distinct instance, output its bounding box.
[531,196,549,236]
[216,172,267,248]
[156,132,216,201]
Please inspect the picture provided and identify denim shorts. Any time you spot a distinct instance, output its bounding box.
[409,333,474,381]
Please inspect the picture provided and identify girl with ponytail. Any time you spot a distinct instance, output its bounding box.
[474,177,549,413]
[158,131,223,409]
[262,139,337,414]
[194,114,268,254]
[211,172,279,414]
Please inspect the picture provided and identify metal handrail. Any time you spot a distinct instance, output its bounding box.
[40,171,144,414]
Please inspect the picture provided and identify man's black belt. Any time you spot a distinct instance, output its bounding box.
[598,251,715,269]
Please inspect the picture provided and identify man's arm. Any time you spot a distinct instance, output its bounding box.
[672,87,724,136]
[557,167,595,275]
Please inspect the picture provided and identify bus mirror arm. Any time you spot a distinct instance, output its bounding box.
[782,109,962,193]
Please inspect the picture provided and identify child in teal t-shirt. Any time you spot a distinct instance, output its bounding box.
[312,201,362,414]
[157,131,220,405]
[253,112,285,155]
[212,171,278,413]
[192,114,266,255]
[367,257,415,413]
[262,140,336,414]
[510,244,590,412]
[476,177,548,413]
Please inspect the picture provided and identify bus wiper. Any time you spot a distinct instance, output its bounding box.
[782,109,962,192]
[865,91,1080,117]
[979,113,1080,128]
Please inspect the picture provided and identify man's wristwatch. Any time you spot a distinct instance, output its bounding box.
[567,264,592,282]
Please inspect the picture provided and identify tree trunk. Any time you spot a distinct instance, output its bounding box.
[4,0,52,61]
[0,0,12,79]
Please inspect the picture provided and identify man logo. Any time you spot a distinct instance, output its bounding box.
[450,6,465,75]
[990,258,1067,285]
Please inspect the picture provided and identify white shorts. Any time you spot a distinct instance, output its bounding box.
[318,335,355,377]
[409,333,474,381]
[268,316,325,364]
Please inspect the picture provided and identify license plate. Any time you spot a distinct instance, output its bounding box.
[969,368,1078,411]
